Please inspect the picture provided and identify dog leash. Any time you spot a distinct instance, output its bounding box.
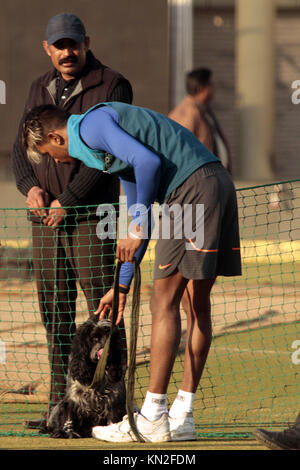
[89,260,144,442]
[89,260,121,389]
[49,227,59,420]
[125,260,144,442]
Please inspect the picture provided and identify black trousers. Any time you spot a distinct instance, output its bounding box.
[31,219,122,409]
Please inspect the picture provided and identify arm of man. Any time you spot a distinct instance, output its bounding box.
[12,81,41,197]
[12,85,50,217]
[12,121,41,197]
[87,105,161,324]
[194,111,214,152]
[80,105,161,226]
[95,178,155,325]
[80,105,161,276]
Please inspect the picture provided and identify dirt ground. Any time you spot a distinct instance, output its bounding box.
[0,435,265,450]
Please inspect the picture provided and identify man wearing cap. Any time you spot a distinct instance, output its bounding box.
[12,12,132,431]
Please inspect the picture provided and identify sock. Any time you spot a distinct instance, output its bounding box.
[169,390,195,418]
[140,391,167,422]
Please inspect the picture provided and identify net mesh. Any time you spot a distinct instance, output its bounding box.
[0,180,300,438]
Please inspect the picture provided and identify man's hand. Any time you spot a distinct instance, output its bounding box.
[116,237,143,262]
[117,225,144,262]
[94,288,128,325]
[43,199,66,228]
[26,186,50,217]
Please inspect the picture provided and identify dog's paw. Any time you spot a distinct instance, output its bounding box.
[50,429,81,439]
[67,431,81,439]
[50,430,68,439]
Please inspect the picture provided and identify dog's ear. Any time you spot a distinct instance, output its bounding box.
[72,320,95,349]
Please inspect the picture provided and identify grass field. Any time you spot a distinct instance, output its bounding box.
[0,435,264,450]
[1,320,299,450]
[1,181,300,451]
[1,257,300,448]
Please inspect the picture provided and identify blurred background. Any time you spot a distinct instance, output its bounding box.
[0,0,299,205]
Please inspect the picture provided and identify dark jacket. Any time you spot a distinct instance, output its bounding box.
[12,50,133,219]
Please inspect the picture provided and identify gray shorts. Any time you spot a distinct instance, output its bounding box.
[153,162,242,280]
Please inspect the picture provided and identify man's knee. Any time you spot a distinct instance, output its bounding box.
[182,278,216,314]
[150,277,186,315]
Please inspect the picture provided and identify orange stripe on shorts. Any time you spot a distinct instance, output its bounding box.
[188,239,218,253]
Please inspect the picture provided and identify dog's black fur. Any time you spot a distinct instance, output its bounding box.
[46,319,126,438]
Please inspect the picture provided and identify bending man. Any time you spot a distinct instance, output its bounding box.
[22,102,241,442]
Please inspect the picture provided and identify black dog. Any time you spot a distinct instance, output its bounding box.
[46,319,126,438]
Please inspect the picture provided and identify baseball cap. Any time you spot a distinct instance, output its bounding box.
[46,13,86,45]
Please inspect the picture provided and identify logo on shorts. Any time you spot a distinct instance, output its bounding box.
[158,263,172,270]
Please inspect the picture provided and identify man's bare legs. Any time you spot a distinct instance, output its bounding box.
[180,278,215,392]
[92,271,216,441]
[148,272,215,395]
[148,271,188,394]
[94,269,216,442]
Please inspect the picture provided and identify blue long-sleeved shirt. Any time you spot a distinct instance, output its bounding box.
[80,106,162,285]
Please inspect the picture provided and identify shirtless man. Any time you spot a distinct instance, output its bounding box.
[169,68,232,175]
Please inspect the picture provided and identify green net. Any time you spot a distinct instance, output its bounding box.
[0,180,300,438]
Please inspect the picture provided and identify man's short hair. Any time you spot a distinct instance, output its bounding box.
[22,105,70,164]
[186,68,212,96]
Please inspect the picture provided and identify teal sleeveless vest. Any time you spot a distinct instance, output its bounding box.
[67,102,218,203]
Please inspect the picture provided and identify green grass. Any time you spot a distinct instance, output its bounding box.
[1,321,299,449]
[225,262,300,286]
[1,286,299,448]
[131,321,300,438]
[1,254,300,446]
[1,309,299,440]
[197,322,300,434]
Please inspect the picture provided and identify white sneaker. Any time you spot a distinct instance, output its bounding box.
[169,412,197,441]
[92,412,171,443]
